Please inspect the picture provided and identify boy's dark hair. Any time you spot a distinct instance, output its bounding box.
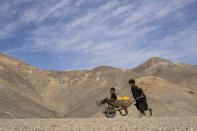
[110,87,115,92]
[129,79,135,84]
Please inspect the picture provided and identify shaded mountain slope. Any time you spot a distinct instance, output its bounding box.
[0,53,58,118]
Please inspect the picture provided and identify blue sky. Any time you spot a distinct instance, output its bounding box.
[0,0,197,71]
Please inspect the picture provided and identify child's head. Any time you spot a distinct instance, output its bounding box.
[129,79,135,87]
[110,87,115,94]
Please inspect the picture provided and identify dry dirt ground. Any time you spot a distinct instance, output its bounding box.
[0,116,196,131]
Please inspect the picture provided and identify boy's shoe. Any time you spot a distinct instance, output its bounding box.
[149,108,152,116]
[138,114,144,118]
[138,112,146,118]
[96,101,101,107]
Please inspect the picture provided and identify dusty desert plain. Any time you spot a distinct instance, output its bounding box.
[0,116,197,131]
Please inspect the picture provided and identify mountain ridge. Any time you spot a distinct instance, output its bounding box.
[0,53,196,118]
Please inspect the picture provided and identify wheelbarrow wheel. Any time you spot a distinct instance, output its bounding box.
[104,107,116,118]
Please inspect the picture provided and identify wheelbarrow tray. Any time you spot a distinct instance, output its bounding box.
[103,99,136,118]
[109,100,131,108]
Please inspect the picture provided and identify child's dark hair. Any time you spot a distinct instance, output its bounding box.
[110,87,115,92]
[129,79,135,84]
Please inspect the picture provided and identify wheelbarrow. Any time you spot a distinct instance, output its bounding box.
[102,98,135,118]
[102,98,152,118]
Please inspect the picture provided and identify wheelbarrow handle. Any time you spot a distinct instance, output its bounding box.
[127,99,135,107]
[134,97,142,101]
[127,97,141,107]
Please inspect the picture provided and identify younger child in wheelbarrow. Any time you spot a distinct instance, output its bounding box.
[96,87,117,106]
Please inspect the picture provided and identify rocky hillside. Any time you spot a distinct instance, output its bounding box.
[0,53,196,118]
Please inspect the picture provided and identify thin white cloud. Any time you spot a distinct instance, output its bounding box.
[37,0,72,22]
[150,22,197,61]
[0,22,18,39]
[112,3,135,17]
[0,0,72,38]
[71,12,95,27]
[98,0,118,11]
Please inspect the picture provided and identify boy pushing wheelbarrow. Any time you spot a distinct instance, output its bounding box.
[96,79,152,118]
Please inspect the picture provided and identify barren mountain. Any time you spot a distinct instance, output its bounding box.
[0,53,196,118]
[133,57,197,91]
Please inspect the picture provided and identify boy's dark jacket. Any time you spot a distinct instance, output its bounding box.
[131,85,146,102]
[111,93,117,100]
